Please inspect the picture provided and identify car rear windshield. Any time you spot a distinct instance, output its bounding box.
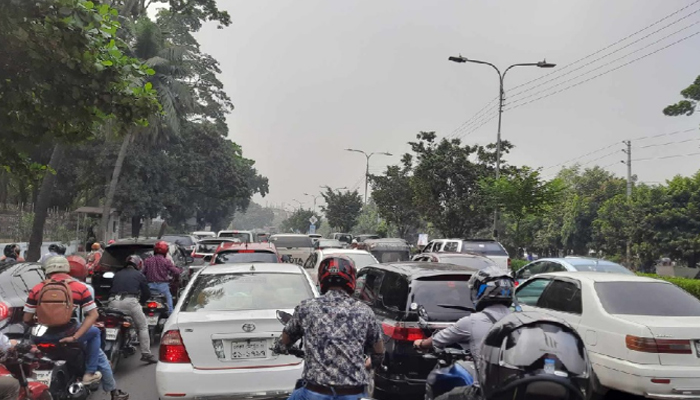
[215,251,278,264]
[162,236,195,247]
[374,251,409,263]
[345,253,377,270]
[101,246,154,267]
[219,232,253,242]
[319,240,343,248]
[182,273,313,312]
[410,275,473,321]
[595,281,700,316]
[195,242,221,254]
[438,255,494,270]
[335,234,353,243]
[461,242,508,256]
[270,236,313,248]
[571,263,633,274]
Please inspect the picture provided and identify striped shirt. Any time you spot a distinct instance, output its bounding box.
[24,273,97,318]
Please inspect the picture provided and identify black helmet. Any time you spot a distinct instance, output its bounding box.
[48,244,66,255]
[468,265,514,311]
[48,244,60,253]
[479,311,591,400]
[3,244,19,259]
[125,255,143,270]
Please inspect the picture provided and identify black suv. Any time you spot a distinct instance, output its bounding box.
[354,262,480,399]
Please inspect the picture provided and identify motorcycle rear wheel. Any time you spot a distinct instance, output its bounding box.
[109,335,123,371]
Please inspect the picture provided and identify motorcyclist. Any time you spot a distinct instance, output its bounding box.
[413,266,514,385]
[0,303,20,400]
[0,244,23,263]
[23,256,103,385]
[67,255,130,400]
[275,255,385,400]
[142,241,180,315]
[108,255,156,364]
[86,242,103,272]
[39,243,66,263]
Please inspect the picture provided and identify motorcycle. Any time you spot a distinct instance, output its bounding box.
[143,294,168,344]
[0,341,53,400]
[30,325,100,400]
[95,305,136,371]
[416,305,476,400]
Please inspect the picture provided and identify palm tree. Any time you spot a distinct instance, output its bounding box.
[101,16,194,240]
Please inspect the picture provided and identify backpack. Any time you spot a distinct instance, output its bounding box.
[36,279,74,327]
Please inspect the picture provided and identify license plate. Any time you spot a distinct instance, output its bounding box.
[105,328,119,341]
[147,316,159,325]
[32,370,52,387]
[231,339,267,359]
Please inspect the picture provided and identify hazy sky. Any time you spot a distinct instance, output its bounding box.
[195,0,700,209]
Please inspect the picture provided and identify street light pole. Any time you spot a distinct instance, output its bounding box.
[319,185,348,192]
[292,199,304,211]
[303,193,322,212]
[448,55,555,238]
[345,149,393,203]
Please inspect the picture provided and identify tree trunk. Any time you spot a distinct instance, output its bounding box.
[157,220,167,239]
[102,132,133,242]
[28,143,66,261]
[131,216,142,237]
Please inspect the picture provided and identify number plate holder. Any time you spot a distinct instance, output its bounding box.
[146,315,159,326]
[231,339,267,359]
[105,328,119,341]
[32,370,52,387]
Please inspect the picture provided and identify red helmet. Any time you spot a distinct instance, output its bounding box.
[125,255,144,270]
[154,241,169,255]
[318,255,357,295]
[66,255,88,281]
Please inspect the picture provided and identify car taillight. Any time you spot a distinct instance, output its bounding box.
[626,335,692,354]
[238,250,254,253]
[160,330,191,363]
[192,253,203,258]
[382,323,425,342]
[37,343,55,351]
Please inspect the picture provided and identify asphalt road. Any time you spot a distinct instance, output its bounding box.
[96,341,646,400]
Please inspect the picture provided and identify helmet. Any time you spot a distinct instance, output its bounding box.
[3,244,19,259]
[479,311,591,400]
[125,255,143,270]
[91,243,101,251]
[55,244,66,255]
[154,240,169,255]
[66,255,88,281]
[43,256,71,275]
[468,265,515,311]
[48,244,60,253]
[317,255,356,295]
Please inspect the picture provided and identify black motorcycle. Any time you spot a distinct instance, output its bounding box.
[97,306,136,371]
[143,293,168,344]
[31,324,100,400]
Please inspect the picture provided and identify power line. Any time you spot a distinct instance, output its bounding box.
[634,151,700,162]
[457,112,500,138]
[504,30,700,112]
[638,137,700,149]
[631,127,698,141]
[447,97,499,138]
[542,142,620,171]
[509,0,700,92]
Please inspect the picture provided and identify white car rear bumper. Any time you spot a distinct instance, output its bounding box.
[156,361,303,400]
[591,352,700,399]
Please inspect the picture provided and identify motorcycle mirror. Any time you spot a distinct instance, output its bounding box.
[103,271,115,279]
[31,324,48,337]
[276,310,292,324]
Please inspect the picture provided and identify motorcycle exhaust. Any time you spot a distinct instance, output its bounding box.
[68,382,86,398]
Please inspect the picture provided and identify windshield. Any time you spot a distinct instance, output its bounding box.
[270,236,313,248]
[162,235,195,247]
[215,251,279,264]
[596,281,700,316]
[345,253,377,270]
[195,242,221,254]
[438,255,494,270]
[182,273,313,312]
[318,240,343,248]
[219,232,253,242]
[374,251,409,263]
[101,246,154,267]
[334,234,353,243]
[461,242,508,256]
[410,275,473,321]
[571,262,633,274]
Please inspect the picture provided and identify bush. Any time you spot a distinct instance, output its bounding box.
[510,259,528,273]
[637,273,700,300]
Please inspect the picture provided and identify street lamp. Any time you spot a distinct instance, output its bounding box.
[319,185,348,192]
[344,149,393,203]
[303,193,322,212]
[448,54,555,238]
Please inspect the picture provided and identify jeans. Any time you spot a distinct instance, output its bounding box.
[34,325,101,374]
[287,387,367,400]
[149,282,173,314]
[96,349,116,392]
[109,297,151,355]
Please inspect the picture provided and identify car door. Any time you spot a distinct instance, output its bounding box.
[515,278,553,308]
[514,261,547,284]
[534,278,583,328]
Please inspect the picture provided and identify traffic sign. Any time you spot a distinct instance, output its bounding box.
[309,224,316,234]
[309,216,318,224]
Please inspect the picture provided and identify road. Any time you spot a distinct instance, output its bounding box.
[99,342,646,400]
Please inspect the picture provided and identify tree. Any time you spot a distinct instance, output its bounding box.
[281,209,322,233]
[369,161,420,238]
[0,0,160,260]
[321,189,363,233]
[482,167,564,253]
[233,202,275,230]
[351,202,381,235]
[663,75,700,117]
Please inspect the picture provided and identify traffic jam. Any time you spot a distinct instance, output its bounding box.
[0,232,698,400]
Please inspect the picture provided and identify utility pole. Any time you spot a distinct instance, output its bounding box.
[622,140,632,267]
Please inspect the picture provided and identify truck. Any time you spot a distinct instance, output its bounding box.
[269,234,314,266]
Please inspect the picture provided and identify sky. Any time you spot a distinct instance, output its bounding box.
[194,0,700,210]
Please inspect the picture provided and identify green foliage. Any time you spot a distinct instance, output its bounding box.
[321,189,363,233]
[637,273,700,300]
[663,75,700,117]
[233,202,275,231]
[351,202,381,235]
[510,259,528,273]
[281,209,322,234]
[370,163,419,238]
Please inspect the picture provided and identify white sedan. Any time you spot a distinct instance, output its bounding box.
[156,263,319,400]
[515,271,700,400]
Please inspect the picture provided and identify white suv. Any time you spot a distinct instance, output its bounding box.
[421,239,510,272]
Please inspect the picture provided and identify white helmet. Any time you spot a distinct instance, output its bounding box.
[43,256,70,275]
